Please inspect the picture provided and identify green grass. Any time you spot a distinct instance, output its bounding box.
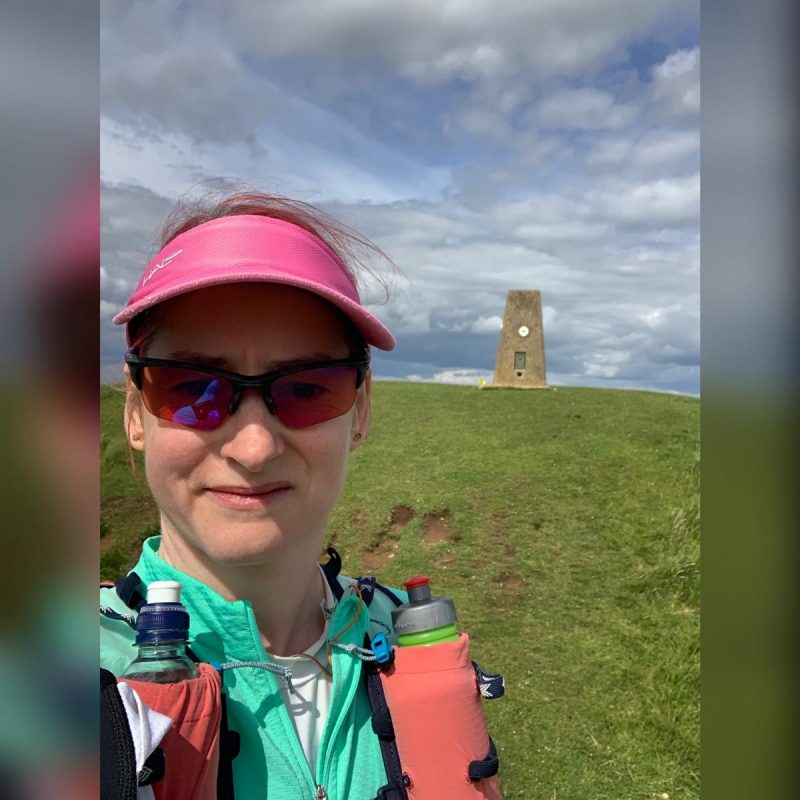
[101,381,700,799]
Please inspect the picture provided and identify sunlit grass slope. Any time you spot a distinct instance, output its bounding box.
[101,381,699,799]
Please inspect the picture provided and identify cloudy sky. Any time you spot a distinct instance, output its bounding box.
[100,0,699,395]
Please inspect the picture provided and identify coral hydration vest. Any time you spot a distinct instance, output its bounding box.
[101,547,504,799]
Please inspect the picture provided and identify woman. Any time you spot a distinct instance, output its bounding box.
[100,192,407,800]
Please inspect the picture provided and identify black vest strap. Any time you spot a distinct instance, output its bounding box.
[115,571,147,612]
[321,546,345,601]
[467,737,500,781]
[356,575,405,609]
[100,668,138,800]
[217,692,240,799]
[137,747,165,787]
[372,581,404,607]
[363,635,409,800]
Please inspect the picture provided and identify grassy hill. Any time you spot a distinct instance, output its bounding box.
[101,381,700,799]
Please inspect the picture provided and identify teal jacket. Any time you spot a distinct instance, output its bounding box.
[100,537,407,800]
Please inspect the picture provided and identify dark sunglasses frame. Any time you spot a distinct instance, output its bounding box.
[124,348,370,427]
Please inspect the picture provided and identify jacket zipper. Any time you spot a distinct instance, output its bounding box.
[242,602,322,799]
[315,591,367,800]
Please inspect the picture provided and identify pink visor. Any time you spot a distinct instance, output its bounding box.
[112,214,396,351]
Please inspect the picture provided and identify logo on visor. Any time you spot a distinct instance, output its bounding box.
[143,249,184,285]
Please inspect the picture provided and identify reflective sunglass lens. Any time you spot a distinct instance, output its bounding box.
[272,365,358,428]
[171,404,224,430]
[141,367,232,431]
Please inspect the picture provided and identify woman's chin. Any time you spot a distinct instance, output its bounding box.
[202,530,320,571]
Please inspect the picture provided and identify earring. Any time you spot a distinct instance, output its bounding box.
[353,432,362,442]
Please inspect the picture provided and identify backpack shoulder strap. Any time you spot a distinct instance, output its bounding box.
[217,691,240,800]
[320,547,345,601]
[363,635,409,800]
[100,668,139,800]
[115,571,147,612]
[371,581,404,608]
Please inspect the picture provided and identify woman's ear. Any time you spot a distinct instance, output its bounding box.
[124,369,145,452]
[350,371,371,451]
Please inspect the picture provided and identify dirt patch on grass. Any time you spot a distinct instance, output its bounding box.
[495,570,527,601]
[422,509,453,544]
[361,548,396,573]
[361,505,416,572]
[389,505,415,531]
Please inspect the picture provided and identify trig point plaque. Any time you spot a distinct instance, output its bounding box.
[492,290,547,388]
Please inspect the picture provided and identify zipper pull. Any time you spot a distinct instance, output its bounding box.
[315,786,328,800]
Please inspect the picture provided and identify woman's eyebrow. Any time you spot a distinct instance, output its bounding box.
[165,350,343,370]
[165,350,229,367]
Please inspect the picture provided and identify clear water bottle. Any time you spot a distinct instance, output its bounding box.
[122,580,199,683]
[391,575,459,647]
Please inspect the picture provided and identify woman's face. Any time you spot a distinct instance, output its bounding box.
[125,283,370,575]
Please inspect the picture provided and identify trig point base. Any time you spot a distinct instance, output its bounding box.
[492,290,547,388]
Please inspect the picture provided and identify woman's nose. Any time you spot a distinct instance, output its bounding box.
[218,389,284,471]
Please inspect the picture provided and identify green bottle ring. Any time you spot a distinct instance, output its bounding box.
[397,623,459,647]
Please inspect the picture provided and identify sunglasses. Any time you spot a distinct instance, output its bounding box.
[125,349,369,431]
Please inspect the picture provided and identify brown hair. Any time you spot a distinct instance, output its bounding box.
[128,188,394,352]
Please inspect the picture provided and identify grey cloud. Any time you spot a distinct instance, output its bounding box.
[586,129,699,178]
[100,1,698,395]
[102,0,697,148]
[102,31,259,145]
[537,88,639,130]
[100,181,176,368]
[585,174,699,228]
[650,47,700,118]
[357,198,698,393]
[220,0,695,83]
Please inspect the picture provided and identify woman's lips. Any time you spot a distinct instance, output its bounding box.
[205,483,292,510]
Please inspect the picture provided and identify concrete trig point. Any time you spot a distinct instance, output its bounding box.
[492,290,547,388]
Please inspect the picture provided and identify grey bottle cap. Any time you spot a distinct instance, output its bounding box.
[391,576,457,635]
